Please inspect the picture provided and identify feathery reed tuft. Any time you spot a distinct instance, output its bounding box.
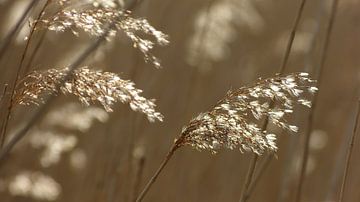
[13,67,163,122]
[37,4,169,68]
[178,73,317,154]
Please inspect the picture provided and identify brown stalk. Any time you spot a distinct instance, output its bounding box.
[246,153,272,198]
[135,142,180,202]
[22,29,48,74]
[294,0,340,201]
[239,154,259,202]
[0,0,38,62]
[239,115,270,202]
[338,100,360,202]
[0,0,51,147]
[238,0,307,201]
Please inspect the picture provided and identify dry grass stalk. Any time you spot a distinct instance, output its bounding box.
[239,0,308,200]
[339,100,360,202]
[295,0,340,201]
[0,0,38,61]
[0,0,52,147]
[136,73,317,201]
[13,67,163,122]
[36,3,169,68]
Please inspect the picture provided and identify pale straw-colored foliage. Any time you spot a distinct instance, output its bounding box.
[14,67,163,122]
[38,1,169,68]
[178,73,317,154]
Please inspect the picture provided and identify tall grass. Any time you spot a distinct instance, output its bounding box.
[0,0,357,202]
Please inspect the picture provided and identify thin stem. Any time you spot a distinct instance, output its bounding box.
[136,143,179,202]
[238,0,307,200]
[239,155,259,202]
[0,0,38,62]
[247,153,272,197]
[0,0,51,147]
[295,0,340,201]
[326,94,360,200]
[22,29,48,74]
[338,100,360,202]
[239,112,271,202]
[278,0,307,74]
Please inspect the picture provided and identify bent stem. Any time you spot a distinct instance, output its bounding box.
[338,100,360,202]
[239,154,259,202]
[247,153,272,196]
[294,0,339,201]
[0,0,51,147]
[0,0,38,62]
[237,0,307,200]
[136,141,181,202]
[238,101,273,202]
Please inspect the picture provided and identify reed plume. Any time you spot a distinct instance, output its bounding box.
[178,72,316,154]
[13,67,163,122]
[36,2,169,68]
[136,72,317,201]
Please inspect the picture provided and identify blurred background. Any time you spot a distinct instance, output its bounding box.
[0,0,359,201]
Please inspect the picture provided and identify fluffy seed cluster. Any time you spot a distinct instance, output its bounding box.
[179,73,317,154]
[38,3,169,68]
[14,67,163,122]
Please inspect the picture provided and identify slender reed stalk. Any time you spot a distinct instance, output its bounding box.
[295,0,340,201]
[278,0,308,74]
[238,0,307,201]
[0,0,38,62]
[136,143,180,202]
[22,29,48,74]
[248,153,272,196]
[239,113,271,202]
[326,93,360,200]
[239,155,259,202]
[338,100,360,202]
[0,0,51,147]
[19,0,51,78]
